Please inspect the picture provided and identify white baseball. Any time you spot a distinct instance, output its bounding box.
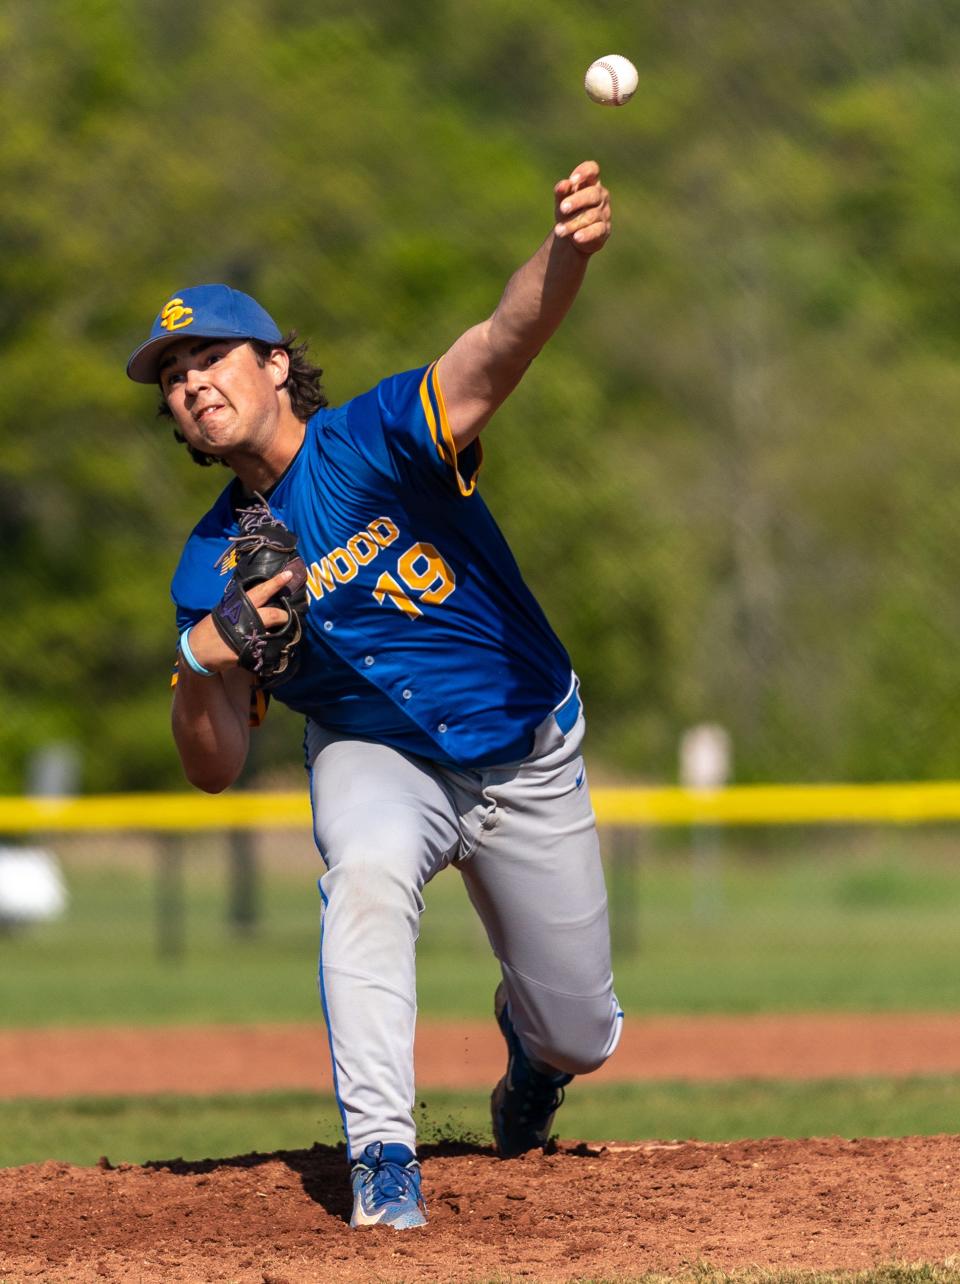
[584,55,638,106]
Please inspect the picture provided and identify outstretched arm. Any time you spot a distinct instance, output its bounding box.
[438,160,611,448]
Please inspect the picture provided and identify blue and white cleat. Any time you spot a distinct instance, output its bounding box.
[491,983,573,1159]
[349,1141,427,1229]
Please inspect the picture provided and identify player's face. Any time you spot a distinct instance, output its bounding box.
[159,338,289,457]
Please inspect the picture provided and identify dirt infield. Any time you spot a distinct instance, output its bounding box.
[6,1012,960,1098]
[3,1136,960,1282]
[5,1015,960,1282]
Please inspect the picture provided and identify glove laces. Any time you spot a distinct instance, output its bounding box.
[215,493,290,570]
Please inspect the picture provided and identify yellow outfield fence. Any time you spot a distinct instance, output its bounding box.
[5,781,960,832]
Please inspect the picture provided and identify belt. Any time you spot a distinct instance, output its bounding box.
[554,684,582,736]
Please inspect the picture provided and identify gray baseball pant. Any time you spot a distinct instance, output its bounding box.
[305,683,623,1159]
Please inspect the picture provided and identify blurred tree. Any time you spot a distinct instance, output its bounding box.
[3,0,960,789]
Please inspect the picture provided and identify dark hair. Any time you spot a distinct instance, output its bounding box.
[157,331,329,467]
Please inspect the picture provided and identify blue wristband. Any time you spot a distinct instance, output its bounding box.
[179,627,215,678]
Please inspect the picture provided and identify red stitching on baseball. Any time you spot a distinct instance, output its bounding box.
[599,59,620,105]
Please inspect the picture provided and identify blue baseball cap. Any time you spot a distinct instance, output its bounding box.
[126,284,284,384]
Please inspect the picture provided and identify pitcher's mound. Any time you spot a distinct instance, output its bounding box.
[3,1135,960,1282]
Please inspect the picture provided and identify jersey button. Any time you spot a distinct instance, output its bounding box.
[363,655,375,667]
[323,620,334,632]
[402,689,413,700]
[437,723,448,734]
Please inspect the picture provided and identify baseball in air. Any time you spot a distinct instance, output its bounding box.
[584,55,638,106]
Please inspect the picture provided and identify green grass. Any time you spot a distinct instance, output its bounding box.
[4,1073,960,1168]
[2,1268,958,1284]
[5,829,960,1027]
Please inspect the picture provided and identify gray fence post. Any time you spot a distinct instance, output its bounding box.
[156,832,185,961]
[227,735,262,935]
[227,827,259,935]
[607,824,641,957]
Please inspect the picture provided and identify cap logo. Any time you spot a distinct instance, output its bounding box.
[159,298,194,332]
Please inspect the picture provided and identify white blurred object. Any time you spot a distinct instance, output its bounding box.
[679,724,732,791]
[679,725,732,921]
[27,742,80,799]
[0,847,68,923]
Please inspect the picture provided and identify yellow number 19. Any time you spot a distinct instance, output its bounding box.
[373,542,456,619]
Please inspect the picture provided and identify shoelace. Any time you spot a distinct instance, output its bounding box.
[513,1075,567,1126]
[360,1157,416,1206]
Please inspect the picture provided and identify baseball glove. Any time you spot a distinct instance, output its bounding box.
[212,494,309,687]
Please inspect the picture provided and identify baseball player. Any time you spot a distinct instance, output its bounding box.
[127,160,623,1230]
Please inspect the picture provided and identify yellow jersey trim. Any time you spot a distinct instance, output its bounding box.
[419,361,481,497]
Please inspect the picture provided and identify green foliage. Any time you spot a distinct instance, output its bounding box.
[4,2,960,788]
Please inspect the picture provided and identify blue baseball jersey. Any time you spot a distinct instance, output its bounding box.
[172,363,574,767]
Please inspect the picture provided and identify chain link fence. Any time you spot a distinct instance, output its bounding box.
[4,817,960,1026]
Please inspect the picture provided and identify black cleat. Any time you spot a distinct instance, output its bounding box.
[490,983,573,1158]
